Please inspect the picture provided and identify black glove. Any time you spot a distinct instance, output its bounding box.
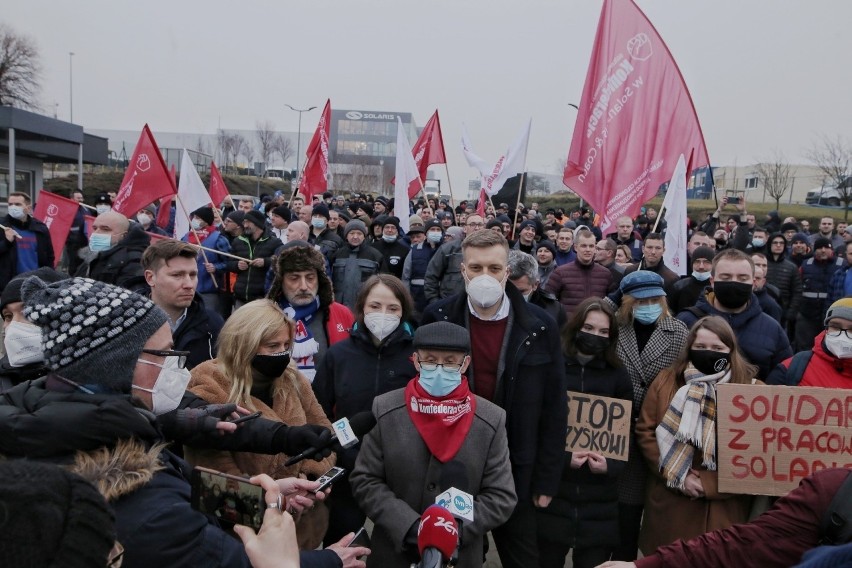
[402,520,420,564]
[272,424,334,460]
[159,403,238,442]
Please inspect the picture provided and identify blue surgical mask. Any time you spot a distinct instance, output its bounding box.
[692,270,711,282]
[752,238,765,248]
[633,303,663,324]
[7,205,25,220]
[382,234,397,243]
[89,233,114,252]
[427,231,443,244]
[311,218,326,229]
[418,366,462,397]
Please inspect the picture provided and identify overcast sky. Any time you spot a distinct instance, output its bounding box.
[7,0,852,197]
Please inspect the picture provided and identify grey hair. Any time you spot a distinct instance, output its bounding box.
[507,250,539,284]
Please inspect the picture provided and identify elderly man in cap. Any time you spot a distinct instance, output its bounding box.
[0,276,365,568]
[351,321,517,568]
[331,220,383,310]
[228,209,282,309]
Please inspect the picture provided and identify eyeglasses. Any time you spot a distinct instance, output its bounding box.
[140,349,190,369]
[825,325,852,339]
[465,222,484,229]
[417,358,465,372]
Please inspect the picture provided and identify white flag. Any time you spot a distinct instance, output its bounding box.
[662,153,688,276]
[462,119,532,197]
[393,117,419,233]
[175,149,212,239]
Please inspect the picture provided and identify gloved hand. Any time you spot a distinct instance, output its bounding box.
[402,520,420,564]
[273,424,335,460]
[159,403,238,441]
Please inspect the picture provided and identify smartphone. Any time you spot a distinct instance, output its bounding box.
[229,411,262,425]
[727,196,740,204]
[347,526,371,549]
[191,466,266,531]
[315,466,346,493]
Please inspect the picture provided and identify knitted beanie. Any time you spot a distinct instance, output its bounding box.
[692,246,716,263]
[21,277,168,391]
[0,267,67,312]
[345,219,368,237]
[825,298,852,326]
[191,206,215,226]
[0,460,115,568]
[244,210,267,229]
[312,203,331,220]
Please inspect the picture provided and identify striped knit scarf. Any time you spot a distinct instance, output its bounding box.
[656,364,730,490]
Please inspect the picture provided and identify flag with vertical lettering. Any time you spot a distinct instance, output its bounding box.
[300,99,331,200]
[33,191,78,267]
[562,0,710,235]
[208,161,231,209]
[112,124,176,217]
[462,120,531,198]
[392,110,447,198]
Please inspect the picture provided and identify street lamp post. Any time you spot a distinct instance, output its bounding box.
[285,104,317,183]
[69,52,74,123]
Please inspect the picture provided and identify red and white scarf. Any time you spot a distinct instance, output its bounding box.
[404,377,476,463]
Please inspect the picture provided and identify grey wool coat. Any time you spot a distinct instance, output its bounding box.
[350,387,517,568]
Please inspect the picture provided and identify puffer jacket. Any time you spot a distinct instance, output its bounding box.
[544,260,613,319]
[227,230,282,302]
[766,249,802,322]
[767,330,852,388]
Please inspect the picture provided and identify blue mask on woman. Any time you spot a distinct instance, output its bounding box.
[418,366,462,397]
[633,303,663,324]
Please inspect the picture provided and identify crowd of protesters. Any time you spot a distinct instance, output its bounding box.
[0,186,850,568]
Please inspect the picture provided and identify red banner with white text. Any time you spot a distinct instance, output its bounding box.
[112,124,177,217]
[33,191,78,267]
[208,162,231,209]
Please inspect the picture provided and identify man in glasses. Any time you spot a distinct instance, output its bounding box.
[767,298,852,388]
[424,214,486,303]
[142,239,224,371]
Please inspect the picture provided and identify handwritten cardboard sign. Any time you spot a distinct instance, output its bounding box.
[565,392,632,461]
[717,384,852,496]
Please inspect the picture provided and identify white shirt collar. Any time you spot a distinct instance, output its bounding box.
[467,292,511,321]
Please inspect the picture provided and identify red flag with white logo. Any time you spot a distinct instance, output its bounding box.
[156,194,173,236]
[33,191,78,267]
[391,110,447,198]
[563,0,709,235]
[112,124,177,217]
[300,100,331,200]
[208,162,231,209]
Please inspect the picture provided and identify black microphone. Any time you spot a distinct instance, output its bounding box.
[284,411,376,466]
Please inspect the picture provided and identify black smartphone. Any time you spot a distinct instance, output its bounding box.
[727,196,740,204]
[315,466,346,493]
[191,466,266,531]
[347,526,371,549]
[229,411,262,424]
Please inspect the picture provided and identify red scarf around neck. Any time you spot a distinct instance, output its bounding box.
[404,377,476,463]
[188,228,211,244]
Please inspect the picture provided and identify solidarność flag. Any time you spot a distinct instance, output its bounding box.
[392,110,447,199]
[112,124,176,217]
[33,191,78,267]
[563,0,709,235]
[393,117,421,232]
[208,162,231,209]
[300,99,331,200]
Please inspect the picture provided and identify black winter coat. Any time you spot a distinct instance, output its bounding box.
[766,252,802,322]
[331,244,382,310]
[227,230,282,302]
[0,214,54,290]
[371,239,410,280]
[420,282,568,502]
[76,224,150,290]
[173,294,224,370]
[537,355,633,549]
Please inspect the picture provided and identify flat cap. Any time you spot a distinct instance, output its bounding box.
[413,322,470,353]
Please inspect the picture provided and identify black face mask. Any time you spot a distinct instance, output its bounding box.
[574,331,610,356]
[715,238,726,247]
[251,352,291,377]
[689,349,730,375]
[713,281,752,309]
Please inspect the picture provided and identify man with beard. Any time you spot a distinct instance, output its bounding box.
[267,241,354,382]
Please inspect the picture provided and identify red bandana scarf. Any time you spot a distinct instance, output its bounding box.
[188,228,211,244]
[404,377,476,462]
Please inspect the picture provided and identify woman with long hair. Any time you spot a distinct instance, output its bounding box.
[312,274,418,545]
[610,271,688,561]
[636,315,759,553]
[185,299,335,550]
[537,298,633,568]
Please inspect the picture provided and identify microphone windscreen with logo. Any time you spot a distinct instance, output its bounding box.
[417,504,459,560]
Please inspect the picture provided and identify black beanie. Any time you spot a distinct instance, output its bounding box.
[692,246,715,263]
[0,267,67,312]
[191,206,215,226]
[312,203,331,220]
[271,205,292,221]
[244,209,267,229]
[0,460,115,568]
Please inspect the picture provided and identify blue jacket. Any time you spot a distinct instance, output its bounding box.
[677,291,792,379]
[183,230,231,294]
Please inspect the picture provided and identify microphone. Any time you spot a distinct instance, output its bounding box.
[435,460,474,524]
[284,411,376,466]
[416,505,459,568]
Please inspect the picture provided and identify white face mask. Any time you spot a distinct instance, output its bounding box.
[363,313,401,341]
[96,205,111,215]
[427,231,443,244]
[190,219,203,231]
[7,205,26,220]
[824,333,852,359]
[137,213,152,226]
[465,273,506,309]
[4,321,44,367]
[692,270,711,282]
[132,357,192,415]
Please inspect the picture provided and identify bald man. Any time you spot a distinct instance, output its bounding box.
[286,220,310,243]
[76,210,151,290]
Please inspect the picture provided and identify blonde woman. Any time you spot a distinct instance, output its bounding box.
[186,299,335,550]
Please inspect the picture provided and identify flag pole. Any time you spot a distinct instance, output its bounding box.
[443,163,457,210]
[510,172,526,240]
[174,194,219,288]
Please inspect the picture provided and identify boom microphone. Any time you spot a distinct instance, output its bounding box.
[284,411,376,466]
[416,505,459,568]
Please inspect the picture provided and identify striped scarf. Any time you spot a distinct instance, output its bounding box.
[656,364,730,490]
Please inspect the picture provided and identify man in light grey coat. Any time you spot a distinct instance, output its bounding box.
[350,321,517,568]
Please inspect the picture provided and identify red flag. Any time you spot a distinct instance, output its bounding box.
[300,100,331,200]
[112,124,177,217]
[475,188,487,217]
[157,195,173,235]
[563,0,709,235]
[33,191,78,267]
[208,162,231,209]
[84,214,96,237]
[391,110,447,198]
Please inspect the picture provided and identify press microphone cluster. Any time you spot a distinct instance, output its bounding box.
[416,505,460,568]
[284,411,376,466]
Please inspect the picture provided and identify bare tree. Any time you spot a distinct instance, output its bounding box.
[0,25,41,110]
[228,133,246,170]
[273,134,294,173]
[806,134,852,219]
[755,150,794,210]
[216,129,228,165]
[240,138,255,169]
[255,120,276,174]
[194,136,208,156]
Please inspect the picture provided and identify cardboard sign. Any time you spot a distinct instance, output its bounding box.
[717,384,852,496]
[565,391,632,461]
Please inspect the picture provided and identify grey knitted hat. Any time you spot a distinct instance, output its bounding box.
[21,277,168,391]
[414,322,470,353]
[345,219,368,237]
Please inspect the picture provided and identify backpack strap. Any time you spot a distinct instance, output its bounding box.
[684,306,707,320]
[786,351,814,386]
[819,470,852,545]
